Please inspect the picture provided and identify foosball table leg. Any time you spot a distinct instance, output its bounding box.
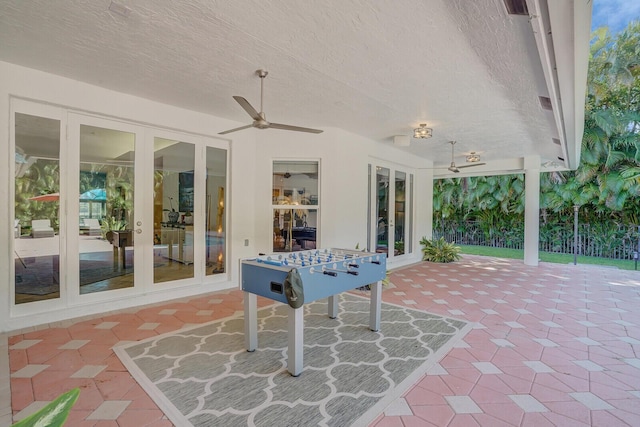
[369,280,382,332]
[244,292,258,352]
[287,306,304,376]
[328,295,338,319]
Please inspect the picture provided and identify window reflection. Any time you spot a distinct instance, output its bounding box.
[206,147,226,275]
[272,161,319,252]
[376,167,390,255]
[153,138,195,283]
[14,113,61,304]
[394,171,406,255]
[79,125,135,294]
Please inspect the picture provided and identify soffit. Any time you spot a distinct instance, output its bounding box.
[0,0,582,171]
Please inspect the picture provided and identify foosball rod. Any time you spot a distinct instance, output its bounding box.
[323,267,359,276]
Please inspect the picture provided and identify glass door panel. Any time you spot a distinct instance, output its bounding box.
[14,113,61,304]
[272,160,319,252]
[376,167,390,255]
[205,146,227,275]
[394,171,406,256]
[79,125,136,294]
[370,163,413,261]
[153,138,195,284]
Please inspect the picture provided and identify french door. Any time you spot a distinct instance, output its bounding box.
[369,162,413,263]
[67,114,148,302]
[12,102,228,314]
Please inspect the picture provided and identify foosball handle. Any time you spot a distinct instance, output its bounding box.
[323,271,337,277]
[347,271,359,276]
[348,264,360,268]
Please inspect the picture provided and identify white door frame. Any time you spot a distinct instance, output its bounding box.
[368,159,414,263]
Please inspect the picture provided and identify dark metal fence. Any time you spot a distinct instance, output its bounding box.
[433,221,640,260]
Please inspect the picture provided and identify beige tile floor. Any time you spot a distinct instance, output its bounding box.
[4,255,640,426]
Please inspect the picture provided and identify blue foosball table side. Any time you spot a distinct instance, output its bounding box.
[241,248,387,376]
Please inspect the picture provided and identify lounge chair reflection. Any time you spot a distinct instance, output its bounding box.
[31,219,55,238]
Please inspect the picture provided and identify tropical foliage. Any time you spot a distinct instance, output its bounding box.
[15,158,134,235]
[420,237,462,263]
[15,159,60,233]
[12,388,79,427]
[433,22,640,256]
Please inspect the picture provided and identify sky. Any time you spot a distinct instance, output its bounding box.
[591,0,640,34]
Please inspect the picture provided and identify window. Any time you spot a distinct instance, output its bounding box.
[272,160,319,252]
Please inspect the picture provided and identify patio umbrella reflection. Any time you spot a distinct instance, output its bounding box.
[28,189,107,202]
[79,188,106,200]
[29,193,60,202]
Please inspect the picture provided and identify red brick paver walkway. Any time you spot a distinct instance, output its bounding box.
[5,255,640,426]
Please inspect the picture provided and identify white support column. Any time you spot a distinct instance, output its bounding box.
[524,156,540,266]
[416,167,434,248]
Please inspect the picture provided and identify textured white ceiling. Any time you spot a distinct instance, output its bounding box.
[0,0,585,171]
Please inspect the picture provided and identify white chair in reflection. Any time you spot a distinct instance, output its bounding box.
[31,219,55,238]
[14,219,21,238]
[81,218,102,236]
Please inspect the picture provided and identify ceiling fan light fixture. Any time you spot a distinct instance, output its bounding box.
[466,152,481,163]
[413,123,433,139]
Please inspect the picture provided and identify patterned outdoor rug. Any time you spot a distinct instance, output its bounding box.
[115,293,471,427]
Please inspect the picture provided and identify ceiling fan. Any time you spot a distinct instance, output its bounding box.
[219,69,323,135]
[444,141,486,173]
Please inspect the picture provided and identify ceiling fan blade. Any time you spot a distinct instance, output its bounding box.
[218,124,253,135]
[233,96,261,121]
[448,167,460,173]
[269,122,323,134]
[456,162,487,169]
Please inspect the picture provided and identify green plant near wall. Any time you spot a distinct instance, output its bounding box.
[420,237,462,263]
[101,216,128,243]
[12,388,79,427]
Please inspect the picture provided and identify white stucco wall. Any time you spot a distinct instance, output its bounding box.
[0,61,431,332]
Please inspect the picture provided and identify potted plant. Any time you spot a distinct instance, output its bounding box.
[166,197,179,223]
[101,216,128,244]
[184,210,193,224]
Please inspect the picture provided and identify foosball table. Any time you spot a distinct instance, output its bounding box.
[241,248,387,376]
